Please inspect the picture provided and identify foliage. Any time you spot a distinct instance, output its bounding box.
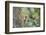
[13,7,40,28]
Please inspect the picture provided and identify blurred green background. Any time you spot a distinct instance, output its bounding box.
[13,7,40,28]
